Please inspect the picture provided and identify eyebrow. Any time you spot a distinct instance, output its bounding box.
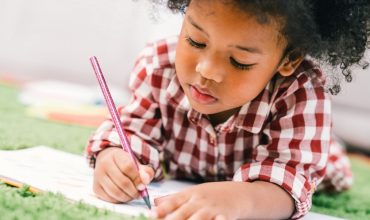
[187,15,263,55]
[187,15,209,36]
[234,45,263,54]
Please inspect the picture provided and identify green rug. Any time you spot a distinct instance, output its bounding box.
[0,83,369,219]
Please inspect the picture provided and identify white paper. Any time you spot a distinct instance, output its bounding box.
[0,146,344,219]
[0,146,193,217]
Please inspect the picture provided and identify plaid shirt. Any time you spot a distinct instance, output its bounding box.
[86,36,352,219]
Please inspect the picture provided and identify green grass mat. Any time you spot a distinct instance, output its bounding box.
[0,84,93,153]
[1,83,369,219]
[0,183,134,220]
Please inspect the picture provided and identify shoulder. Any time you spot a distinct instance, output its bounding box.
[274,59,327,99]
[269,59,330,114]
[129,36,179,99]
[135,36,178,71]
[129,36,178,84]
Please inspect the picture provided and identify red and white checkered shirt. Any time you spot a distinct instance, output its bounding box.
[86,36,352,219]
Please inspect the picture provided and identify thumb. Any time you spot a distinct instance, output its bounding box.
[139,165,155,185]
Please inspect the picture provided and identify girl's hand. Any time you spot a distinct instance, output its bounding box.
[151,182,252,220]
[93,147,154,203]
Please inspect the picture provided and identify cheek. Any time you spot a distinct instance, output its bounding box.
[222,74,270,104]
[175,42,198,79]
[225,82,257,105]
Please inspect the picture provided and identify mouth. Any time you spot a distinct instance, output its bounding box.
[189,85,218,105]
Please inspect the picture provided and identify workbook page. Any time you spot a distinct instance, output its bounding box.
[0,146,192,216]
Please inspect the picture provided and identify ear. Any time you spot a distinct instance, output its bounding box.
[277,56,304,77]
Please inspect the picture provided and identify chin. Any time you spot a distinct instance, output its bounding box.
[189,102,226,115]
[190,101,218,115]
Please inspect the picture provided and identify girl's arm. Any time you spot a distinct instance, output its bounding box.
[86,40,175,179]
[230,69,332,219]
[239,181,295,219]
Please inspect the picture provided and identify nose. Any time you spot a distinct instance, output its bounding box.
[195,53,225,83]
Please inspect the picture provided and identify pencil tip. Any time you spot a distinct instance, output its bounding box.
[143,196,151,209]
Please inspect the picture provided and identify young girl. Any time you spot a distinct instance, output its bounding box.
[86,0,370,219]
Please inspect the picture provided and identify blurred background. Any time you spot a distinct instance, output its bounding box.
[0,0,369,152]
[0,0,182,85]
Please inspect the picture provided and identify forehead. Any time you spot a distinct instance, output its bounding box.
[187,0,285,47]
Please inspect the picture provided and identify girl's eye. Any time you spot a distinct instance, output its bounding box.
[186,37,206,49]
[229,57,254,70]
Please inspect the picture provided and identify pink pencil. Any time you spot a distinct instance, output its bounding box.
[90,56,151,209]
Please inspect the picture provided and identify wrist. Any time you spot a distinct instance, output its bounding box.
[96,146,121,160]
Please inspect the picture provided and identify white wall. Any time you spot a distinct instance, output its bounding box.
[330,50,370,109]
[0,0,182,87]
[331,54,370,149]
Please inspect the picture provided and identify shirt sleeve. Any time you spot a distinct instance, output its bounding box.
[85,44,165,179]
[232,75,331,219]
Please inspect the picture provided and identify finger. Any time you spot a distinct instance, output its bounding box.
[214,214,227,220]
[188,209,215,220]
[139,165,155,185]
[93,182,119,203]
[163,200,195,220]
[131,165,155,192]
[100,175,133,202]
[93,169,119,203]
[106,164,140,199]
[113,153,138,182]
[154,195,187,219]
[154,194,175,206]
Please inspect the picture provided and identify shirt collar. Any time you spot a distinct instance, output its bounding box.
[232,87,272,134]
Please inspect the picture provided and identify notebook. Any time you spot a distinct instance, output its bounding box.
[0,146,343,219]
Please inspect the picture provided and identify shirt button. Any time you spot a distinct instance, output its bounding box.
[222,127,230,132]
[219,168,225,175]
[207,166,215,175]
[218,168,226,180]
[209,136,216,145]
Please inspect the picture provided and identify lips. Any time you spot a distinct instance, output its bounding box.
[189,85,217,104]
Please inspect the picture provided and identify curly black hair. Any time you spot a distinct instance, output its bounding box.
[164,0,370,95]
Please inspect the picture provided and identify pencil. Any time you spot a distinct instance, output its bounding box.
[0,176,41,194]
[89,56,151,209]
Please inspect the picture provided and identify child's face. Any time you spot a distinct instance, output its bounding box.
[175,0,290,118]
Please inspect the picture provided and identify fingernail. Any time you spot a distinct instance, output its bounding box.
[136,183,145,191]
